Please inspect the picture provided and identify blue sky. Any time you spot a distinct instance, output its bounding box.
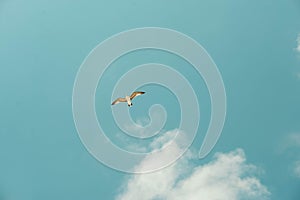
[1,0,300,199]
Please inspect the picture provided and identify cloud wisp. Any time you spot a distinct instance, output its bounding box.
[280,133,300,178]
[116,131,270,200]
[296,34,300,53]
[294,161,300,178]
[294,34,300,79]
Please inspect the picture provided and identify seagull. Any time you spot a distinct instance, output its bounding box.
[111,91,145,107]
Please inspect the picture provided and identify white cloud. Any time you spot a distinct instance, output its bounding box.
[123,109,166,138]
[131,129,189,173]
[295,34,300,79]
[289,133,300,178]
[115,129,183,154]
[294,161,300,178]
[116,148,270,200]
[297,34,300,53]
[288,133,300,146]
[149,129,186,150]
[281,133,300,150]
[281,133,300,178]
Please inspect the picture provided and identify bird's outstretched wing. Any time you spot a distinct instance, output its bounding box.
[111,98,127,105]
[130,91,145,100]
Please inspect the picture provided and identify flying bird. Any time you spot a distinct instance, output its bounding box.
[111,91,145,107]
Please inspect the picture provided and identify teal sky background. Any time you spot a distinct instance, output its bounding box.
[1,0,300,199]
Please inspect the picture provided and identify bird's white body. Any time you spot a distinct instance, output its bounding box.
[125,96,132,107]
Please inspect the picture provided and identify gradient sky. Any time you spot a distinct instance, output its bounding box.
[1,0,300,199]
